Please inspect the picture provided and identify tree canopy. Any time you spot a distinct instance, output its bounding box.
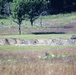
[0,0,76,17]
[12,0,49,34]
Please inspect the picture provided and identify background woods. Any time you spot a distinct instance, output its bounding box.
[0,0,76,18]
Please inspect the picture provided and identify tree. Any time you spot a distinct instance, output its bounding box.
[24,0,49,26]
[0,0,2,16]
[0,0,11,18]
[12,0,49,34]
[12,1,26,34]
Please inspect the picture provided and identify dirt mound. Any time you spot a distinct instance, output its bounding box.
[0,38,76,46]
[0,38,17,45]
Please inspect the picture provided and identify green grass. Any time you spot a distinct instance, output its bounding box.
[41,12,76,25]
[0,12,76,28]
[42,12,76,20]
[0,34,75,39]
[0,18,10,23]
[0,44,76,51]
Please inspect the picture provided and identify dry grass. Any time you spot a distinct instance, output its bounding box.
[0,60,76,75]
[0,48,76,75]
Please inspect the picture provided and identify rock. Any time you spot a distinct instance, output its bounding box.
[21,40,29,44]
[7,38,17,45]
[51,39,63,45]
[71,35,76,39]
[37,39,46,45]
[16,39,22,44]
[5,38,10,45]
[0,38,76,46]
[0,38,17,45]
[29,39,38,45]
[0,38,7,45]
[44,39,52,45]
[16,39,29,44]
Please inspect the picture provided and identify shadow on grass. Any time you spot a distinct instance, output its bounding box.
[32,32,65,35]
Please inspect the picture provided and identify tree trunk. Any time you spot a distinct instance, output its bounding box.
[30,18,33,26]
[18,18,22,34]
[9,15,12,25]
[40,14,42,27]
[19,24,21,34]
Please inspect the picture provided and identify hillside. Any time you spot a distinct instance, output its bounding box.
[0,12,76,34]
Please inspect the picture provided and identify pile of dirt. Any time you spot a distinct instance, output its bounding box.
[0,38,76,46]
[0,38,17,45]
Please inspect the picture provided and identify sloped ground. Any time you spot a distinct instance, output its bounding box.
[0,21,76,34]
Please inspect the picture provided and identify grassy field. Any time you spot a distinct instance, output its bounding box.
[0,44,76,51]
[0,12,76,28]
[0,60,76,75]
[0,12,76,75]
[0,34,75,39]
[0,12,76,35]
[0,45,76,75]
[0,34,76,75]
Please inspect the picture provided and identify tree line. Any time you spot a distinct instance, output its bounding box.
[48,0,76,13]
[0,0,76,17]
[0,0,76,34]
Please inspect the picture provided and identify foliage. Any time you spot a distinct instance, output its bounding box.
[0,0,11,18]
[0,0,3,17]
[13,0,49,25]
[12,0,49,34]
[12,1,26,34]
[0,0,76,17]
